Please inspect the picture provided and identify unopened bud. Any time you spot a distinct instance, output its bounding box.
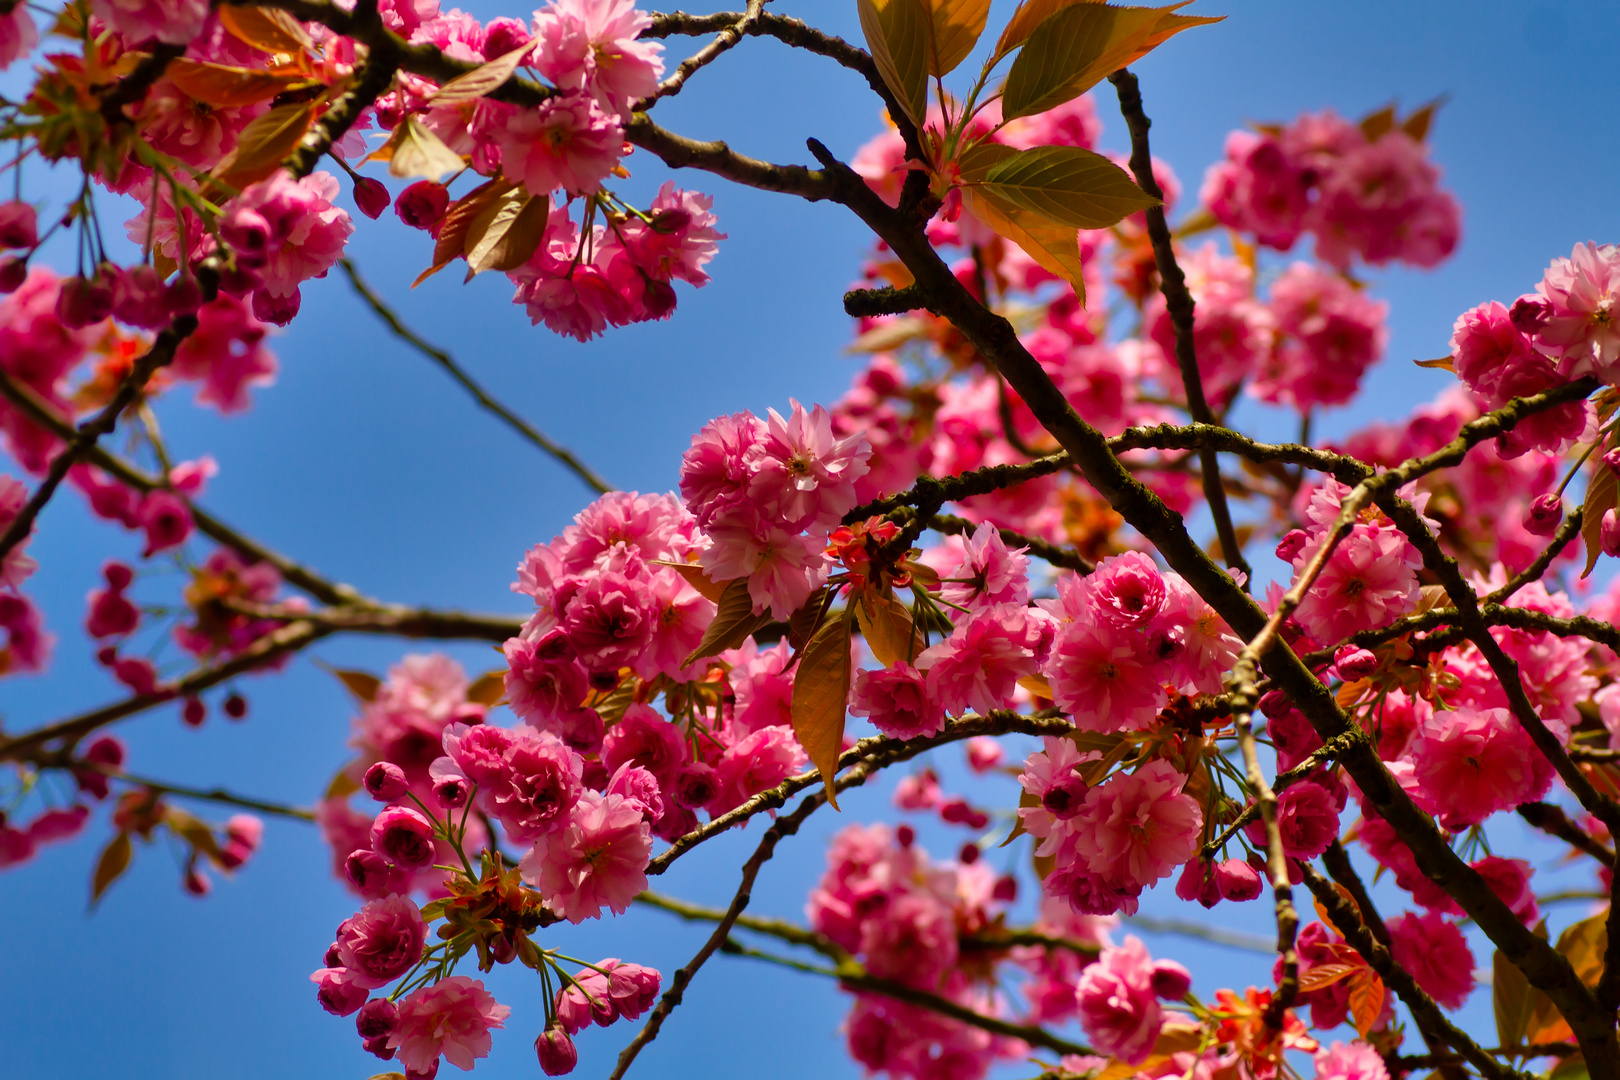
[364,761,409,802]
[0,201,38,249]
[1333,645,1378,681]
[1150,960,1193,999]
[1509,295,1553,335]
[352,177,390,220]
[56,275,113,328]
[536,1026,578,1076]
[1522,492,1562,536]
[1604,508,1620,558]
[1274,528,1308,563]
[0,256,26,293]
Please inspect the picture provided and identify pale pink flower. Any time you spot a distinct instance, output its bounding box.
[1313,1041,1390,1080]
[860,892,958,987]
[223,170,353,314]
[1043,621,1166,732]
[522,791,651,921]
[90,0,208,44]
[388,975,510,1073]
[850,663,943,740]
[531,0,664,117]
[619,182,725,287]
[938,521,1029,615]
[557,490,695,571]
[1387,910,1475,1010]
[918,605,1043,717]
[1536,241,1620,382]
[1075,936,1164,1064]
[746,400,871,533]
[334,894,427,989]
[1450,300,1554,407]
[1072,761,1201,892]
[0,5,38,69]
[169,293,277,413]
[699,519,826,620]
[496,91,624,198]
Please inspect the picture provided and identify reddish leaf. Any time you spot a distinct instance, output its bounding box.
[90,831,133,907]
[1296,962,1358,994]
[430,43,535,106]
[165,59,307,108]
[326,666,381,702]
[212,99,318,192]
[1347,969,1385,1037]
[218,4,313,56]
[466,670,506,706]
[415,179,510,287]
[683,578,769,666]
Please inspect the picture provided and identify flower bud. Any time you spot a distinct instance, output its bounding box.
[252,285,300,326]
[536,1026,578,1076]
[1604,449,1620,476]
[1522,492,1562,537]
[1332,645,1378,681]
[310,967,368,1016]
[221,207,272,268]
[895,823,915,848]
[165,275,203,318]
[111,264,170,329]
[138,490,193,557]
[112,655,160,696]
[370,805,437,869]
[356,996,398,1039]
[991,874,1017,902]
[1509,295,1553,335]
[1604,509,1620,558]
[364,761,409,802]
[183,865,213,896]
[1150,960,1193,1000]
[405,1062,439,1080]
[1274,528,1308,563]
[223,692,248,719]
[1175,859,1221,908]
[86,587,139,638]
[352,177,390,220]
[395,181,449,230]
[672,762,718,809]
[650,207,691,233]
[1214,858,1263,901]
[958,842,979,865]
[0,201,38,249]
[345,849,396,895]
[0,256,26,293]
[181,696,207,727]
[482,16,533,58]
[361,1035,395,1060]
[641,278,677,319]
[433,776,468,809]
[104,561,135,590]
[56,275,113,328]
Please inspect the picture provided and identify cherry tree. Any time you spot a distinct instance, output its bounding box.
[0,2,1617,1080]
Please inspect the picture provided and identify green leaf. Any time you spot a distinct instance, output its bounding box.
[956,139,1019,182]
[961,184,1086,304]
[857,0,930,128]
[1000,3,1220,119]
[791,610,854,809]
[430,42,535,106]
[980,144,1158,228]
[919,0,992,76]
[683,578,770,666]
[1580,454,1617,579]
[387,116,466,183]
[90,831,133,907]
[463,189,550,278]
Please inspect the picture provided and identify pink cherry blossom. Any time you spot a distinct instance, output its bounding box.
[90,0,209,44]
[1314,1041,1390,1080]
[917,604,1043,717]
[388,975,510,1073]
[1088,552,1167,630]
[1071,761,1201,893]
[937,521,1029,615]
[522,790,651,921]
[0,5,37,69]
[496,92,625,198]
[1291,522,1421,644]
[169,293,278,413]
[708,724,806,816]
[1387,910,1476,1010]
[532,0,664,117]
[850,663,943,740]
[492,726,583,844]
[1536,241,1620,382]
[1403,705,1545,829]
[1075,936,1166,1064]
[1043,621,1167,732]
[619,183,725,287]
[223,171,353,319]
[333,894,427,989]
[699,520,826,620]
[680,411,765,525]
[745,400,871,533]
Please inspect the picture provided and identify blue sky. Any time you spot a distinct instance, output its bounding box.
[3,1,1619,1077]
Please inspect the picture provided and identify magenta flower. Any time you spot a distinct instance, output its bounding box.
[491,726,582,845]
[937,521,1030,615]
[522,791,651,921]
[745,399,871,533]
[1314,1041,1391,1080]
[1387,910,1476,1010]
[1075,936,1166,1064]
[334,894,427,989]
[496,92,625,199]
[850,664,943,741]
[1043,621,1166,732]
[370,806,438,871]
[918,604,1043,717]
[1071,761,1201,893]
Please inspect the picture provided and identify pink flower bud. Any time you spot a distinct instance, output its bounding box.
[395,181,449,230]
[0,256,26,293]
[364,761,410,802]
[165,275,203,318]
[1274,528,1308,563]
[183,865,212,896]
[356,996,398,1040]
[85,586,139,638]
[370,805,436,869]
[482,15,532,57]
[1604,449,1620,475]
[965,736,1004,773]
[1509,295,1553,335]
[938,796,988,829]
[433,776,469,808]
[56,275,113,328]
[895,823,915,848]
[27,805,90,844]
[361,1035,395,1060]
[1605,508,1620,558]
[181,696,207,727]
[672,762,718,809]
[353,177,390,220]
[252,285,300,325]
[1175,859,1222,908]
[221,207,272,268]
[536,1026,578,1075]
[641,278,677,319]
[104,561,134,590]
[1215,858,1263,901]
[111,264,171,329]
[958,842,979,864]
[113,655,160,696]
[345,849,397,896]
[1333,645,1378,681]
[225,813,263,852]
[1522,492,1562,537]
[138,490,193,557]
[222,692,249,719]
[0,201,38,249]
[311,967,369,1016]
[1150,959,1193,999]
[991,874,1017,902]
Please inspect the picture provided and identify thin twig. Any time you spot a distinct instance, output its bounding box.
[85,765,317,821]
[339,259,613,494]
